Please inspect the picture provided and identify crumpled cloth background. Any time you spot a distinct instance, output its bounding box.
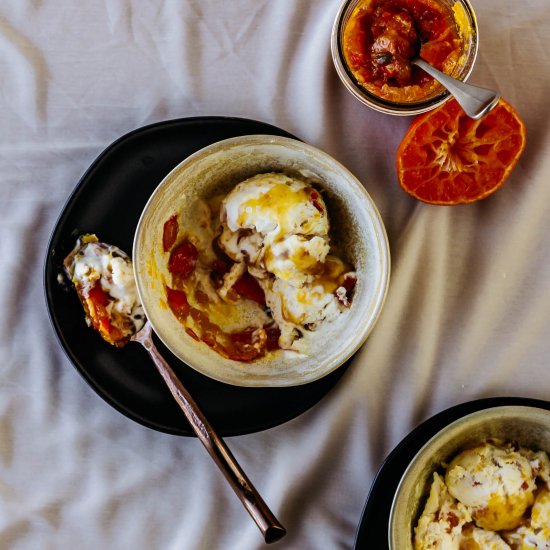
[1,1,550,549]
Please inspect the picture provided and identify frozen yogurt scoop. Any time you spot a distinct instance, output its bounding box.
[502,487,550,549]
[445,442,538,531]
[218,172,356,352]
[413,472,472,550]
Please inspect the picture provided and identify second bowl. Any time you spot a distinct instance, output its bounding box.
[389,405,550,549]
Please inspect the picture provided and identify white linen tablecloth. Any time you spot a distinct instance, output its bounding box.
[1,1,550,549]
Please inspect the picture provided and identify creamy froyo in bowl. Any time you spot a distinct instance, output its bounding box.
[389,406,550,549]
[133,135,390,387]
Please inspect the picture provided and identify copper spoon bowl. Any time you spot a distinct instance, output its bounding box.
[132,321,286,544]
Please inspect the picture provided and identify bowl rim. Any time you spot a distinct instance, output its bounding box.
[330,0,479,116]
[132,134,391,387]
[387,404,550,548]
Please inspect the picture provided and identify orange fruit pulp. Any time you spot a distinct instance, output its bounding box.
[396,98,526,205]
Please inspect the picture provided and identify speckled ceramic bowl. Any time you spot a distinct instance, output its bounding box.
[331,0,478,115]
[133,135,390,387]
[389,405,550,549]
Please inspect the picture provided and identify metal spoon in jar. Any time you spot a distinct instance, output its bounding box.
[411,57,500,119]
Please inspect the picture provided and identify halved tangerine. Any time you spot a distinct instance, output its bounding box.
[396,98,526,205]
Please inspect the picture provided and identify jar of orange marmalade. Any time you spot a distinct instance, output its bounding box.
[331,0,478,115]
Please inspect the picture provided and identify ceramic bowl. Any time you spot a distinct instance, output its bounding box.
[331,0,479,115]
[389,405,550,549]
[133,135,390,387]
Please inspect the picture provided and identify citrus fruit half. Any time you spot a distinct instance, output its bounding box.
[396,98,526,205]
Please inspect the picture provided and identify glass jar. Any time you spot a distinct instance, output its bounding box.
[331,0,478,115]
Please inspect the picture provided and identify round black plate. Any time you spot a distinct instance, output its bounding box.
[354,396,550,549]
[44,116,350,437]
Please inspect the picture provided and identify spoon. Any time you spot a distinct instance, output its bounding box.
[64,235,286,543]
[132,321,287,544]
[412,57,500,119]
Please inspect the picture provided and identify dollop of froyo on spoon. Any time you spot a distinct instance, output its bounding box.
[64,234,145,346]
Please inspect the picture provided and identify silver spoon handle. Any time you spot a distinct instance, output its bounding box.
[413,58,500,119]
[137,327,286,544]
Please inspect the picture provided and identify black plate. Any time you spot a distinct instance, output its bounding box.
[44,116,351,437]
[354,396,550,549]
